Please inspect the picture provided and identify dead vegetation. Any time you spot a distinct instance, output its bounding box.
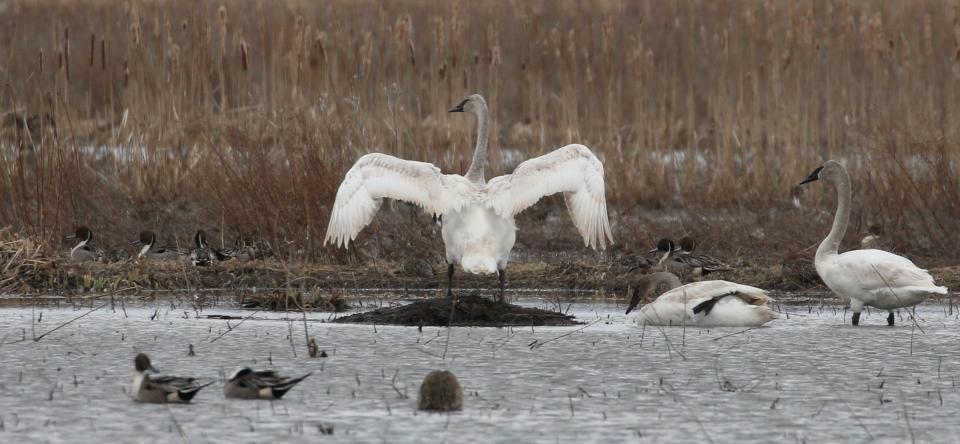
[0,0,958,284]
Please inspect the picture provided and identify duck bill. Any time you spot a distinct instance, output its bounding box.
[798,166,823,186]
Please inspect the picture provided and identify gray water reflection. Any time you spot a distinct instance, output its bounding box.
[1,299,959,443]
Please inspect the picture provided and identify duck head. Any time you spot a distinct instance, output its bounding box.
[66,226,94,243]
[134,353,159,373]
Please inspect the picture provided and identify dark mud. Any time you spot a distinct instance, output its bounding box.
[333,294,579,326]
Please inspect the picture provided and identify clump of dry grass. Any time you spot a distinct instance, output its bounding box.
[0,0,958,267]
[0,227,52,293]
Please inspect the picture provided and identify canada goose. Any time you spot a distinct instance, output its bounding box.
[133,231,185,261]
[799,160,947,326]
[66,226,108,262]
[324,94,613,303]
[223,368,312,399]
[131,353,212,403]
[625,271,777,327]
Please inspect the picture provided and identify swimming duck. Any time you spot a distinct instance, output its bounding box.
[649,238,732,278]
[223,368,312,399]
[131,353,212,403]
[66,226,108,262]
[133,231,186,261]
[625,271,777,327]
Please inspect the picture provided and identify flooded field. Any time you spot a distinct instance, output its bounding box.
[2,296,960,443]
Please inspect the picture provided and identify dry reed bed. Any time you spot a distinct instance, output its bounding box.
[0,0,958,268]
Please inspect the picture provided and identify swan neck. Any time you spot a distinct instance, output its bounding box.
[817,169,851,259]
[464,106,488,184]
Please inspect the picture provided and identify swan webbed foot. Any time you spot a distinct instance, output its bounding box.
[497,269,506,304]
[887,311,895,326]
[851,312,860,326]
[446,264,455,299]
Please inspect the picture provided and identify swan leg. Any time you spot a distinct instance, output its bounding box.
[446,264,455,299]
[850,299,863,326]
[497,269,506,304]
[887,311,895,326]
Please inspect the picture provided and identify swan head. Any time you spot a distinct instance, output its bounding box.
[448,94,487,114]
[626,271,682,314]
[799,160,844,186]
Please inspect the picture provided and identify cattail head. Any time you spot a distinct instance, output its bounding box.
[315,31,327,63]
[239,39,248,71]
[169,44,180,75]
[130,5,141,47]
[218,5,227,58]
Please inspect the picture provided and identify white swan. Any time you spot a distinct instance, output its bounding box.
[324,94,613,302]
[625,272,777,327]
[799,160,947,325]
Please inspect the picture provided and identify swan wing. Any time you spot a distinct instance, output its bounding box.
[656,280,771,305]
[825,250,946,294]
[325,153,473,248]
[485,144,613,249]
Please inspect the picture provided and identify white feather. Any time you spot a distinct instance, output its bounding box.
[324,106,613,277]
[634,281,777,327]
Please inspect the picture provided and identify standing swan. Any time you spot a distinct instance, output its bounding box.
[625,272,777,327]
[325,94,613,303]
[799,160,947,325]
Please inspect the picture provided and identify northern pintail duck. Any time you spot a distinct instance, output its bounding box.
[189,230,217,266]
[132,353,212,403]
[625,271,777,327]
[218,237,272,262]
[672,237,733,276]
[223,368,312,399]
[650,238,732,278]
[133,231,186,261]
[66,226,108,262]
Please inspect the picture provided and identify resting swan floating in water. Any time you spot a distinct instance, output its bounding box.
[798,160,947,326]
[324,94,613,303]
[625,272,777,327]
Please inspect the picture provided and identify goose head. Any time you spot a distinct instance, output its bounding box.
[134,353,159,373]
[66,226,94,243]
[799,160,844,186]
[625,271,682,314]
[448,94,487,115]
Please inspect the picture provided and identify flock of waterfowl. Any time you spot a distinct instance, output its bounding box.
[72,93,947,406]
[325,94,948,328]
[67,227,270,266]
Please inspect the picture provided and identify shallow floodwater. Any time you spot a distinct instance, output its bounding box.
[2,297,960,443]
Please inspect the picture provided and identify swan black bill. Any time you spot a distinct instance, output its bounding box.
[448,99,468,113]
[799,166,824,185]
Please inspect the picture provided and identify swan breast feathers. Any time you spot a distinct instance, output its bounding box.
[484,144,613,250]
[325,153,476,248]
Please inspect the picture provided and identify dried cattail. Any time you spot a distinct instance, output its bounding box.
[89,33,95,68]
[123,59,129,88]
[218,5,227,59]
[169,44,180,78]
[923,13,933,56]
[130,5,141,47]
[100,39,106,71]
[64,26,69,81]
[315,31,328,64]
[359,31,373,77]
[433,16,446,55]
[239,40,248,71]
[38,49,43,74]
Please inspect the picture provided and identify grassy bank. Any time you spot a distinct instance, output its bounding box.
[1,0,959,268]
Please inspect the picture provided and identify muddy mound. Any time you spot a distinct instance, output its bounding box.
[333,295,579,327]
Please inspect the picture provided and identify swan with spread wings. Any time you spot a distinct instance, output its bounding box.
[325,94,613,303]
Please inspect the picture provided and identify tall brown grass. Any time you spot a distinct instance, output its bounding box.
[1,0,958,263]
